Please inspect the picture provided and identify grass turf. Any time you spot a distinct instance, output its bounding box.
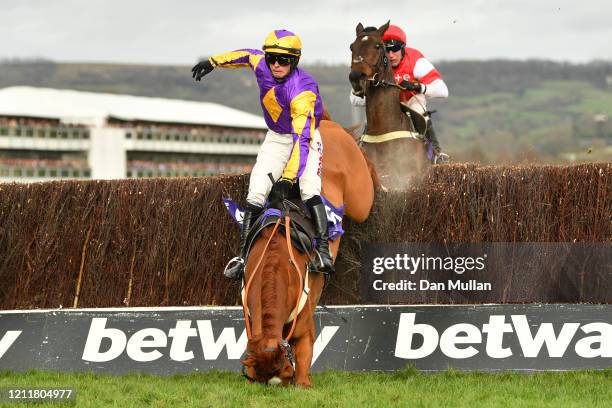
[0,368,610,407]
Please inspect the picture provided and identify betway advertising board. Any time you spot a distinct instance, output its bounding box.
[0,305,610,374]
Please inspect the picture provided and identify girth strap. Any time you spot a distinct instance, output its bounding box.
[361,131,420,143]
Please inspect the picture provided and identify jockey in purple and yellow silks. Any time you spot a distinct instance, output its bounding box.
[192,29,334,280]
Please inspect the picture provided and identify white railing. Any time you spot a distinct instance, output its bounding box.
[125,129,264,145]
[0,165,91,181]
[0,125,90,140]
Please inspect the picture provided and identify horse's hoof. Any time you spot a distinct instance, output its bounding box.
[295,376,312,388]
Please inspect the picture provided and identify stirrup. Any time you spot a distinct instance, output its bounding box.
[434,152,450,164]
[310,249,334,274]
[223,256,245,280]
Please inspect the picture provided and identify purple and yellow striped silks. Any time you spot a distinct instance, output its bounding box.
[209,48,323,180]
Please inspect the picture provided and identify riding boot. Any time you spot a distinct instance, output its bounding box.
[306,196,335,274]
[425,119,441,155]
[425,120,449,164]
[224,203,262,280]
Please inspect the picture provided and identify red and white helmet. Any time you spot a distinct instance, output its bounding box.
[382,24,407,45]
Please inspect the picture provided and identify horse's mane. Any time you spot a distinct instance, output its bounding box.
[322,105,332,121]
[260,229,281,336]
[242,228,287,372]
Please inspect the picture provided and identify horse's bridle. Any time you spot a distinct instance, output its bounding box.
[241,338,296,383]
[351,34,403,92]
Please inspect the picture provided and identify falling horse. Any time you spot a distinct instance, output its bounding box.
[349,21,430,189]
[240,119,378,387]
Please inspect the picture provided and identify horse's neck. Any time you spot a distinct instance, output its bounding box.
[365,73,410,135]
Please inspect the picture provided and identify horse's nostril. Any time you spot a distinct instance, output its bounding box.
[349,71,364,82]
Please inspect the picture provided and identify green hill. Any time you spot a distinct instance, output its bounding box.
[1,59,611,163]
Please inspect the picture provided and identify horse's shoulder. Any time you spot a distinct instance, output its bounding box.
[319,120,353,143]
[319,119,342,131]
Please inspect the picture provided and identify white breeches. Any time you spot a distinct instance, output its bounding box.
[246,129,323,207]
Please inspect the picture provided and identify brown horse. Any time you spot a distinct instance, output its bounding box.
[241,120,378,387]
[349,21,429,189]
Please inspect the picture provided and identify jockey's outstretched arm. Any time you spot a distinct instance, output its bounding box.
[210,49,264,72]
[191,49,264,80]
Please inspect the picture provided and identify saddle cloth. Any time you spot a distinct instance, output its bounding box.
[245,200,315,258]
[223,198,345,274]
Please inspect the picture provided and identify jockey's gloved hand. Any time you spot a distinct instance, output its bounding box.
[268,178,294,208]
[399,80,425,93]
[191,60,215,81]
[351,89,365,98]
[276,178,294,201]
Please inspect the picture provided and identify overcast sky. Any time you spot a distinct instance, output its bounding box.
[2,0,611,65]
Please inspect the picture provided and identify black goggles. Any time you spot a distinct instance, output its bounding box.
[265,53,295,66]
[384,42,404,53]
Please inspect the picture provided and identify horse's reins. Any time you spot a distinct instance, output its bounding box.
[241,211,307,381]
[283,215,305,340]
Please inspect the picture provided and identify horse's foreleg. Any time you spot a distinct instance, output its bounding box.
[292,323,314,387]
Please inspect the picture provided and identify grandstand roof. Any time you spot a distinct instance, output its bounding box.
[0,86,267,129]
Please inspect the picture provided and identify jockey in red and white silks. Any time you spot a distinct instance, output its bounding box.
[350,24,449,162]
[385,24,448,111]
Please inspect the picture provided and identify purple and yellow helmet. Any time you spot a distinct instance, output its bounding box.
[262,29,302,57]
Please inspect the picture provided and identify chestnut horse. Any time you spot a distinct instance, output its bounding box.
[349,21,429,189]
[241,120,378,387]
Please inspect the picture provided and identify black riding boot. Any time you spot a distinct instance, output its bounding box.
[425,119,441,155]
[306,196,335,274]
[224,203,262,280]
[425,120,449,164]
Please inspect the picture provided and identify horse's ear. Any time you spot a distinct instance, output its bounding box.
[356,22,364,35]
[378,20,390,36]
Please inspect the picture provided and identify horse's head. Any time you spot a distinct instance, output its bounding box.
[242,336,295,385]
[349,21,390,96]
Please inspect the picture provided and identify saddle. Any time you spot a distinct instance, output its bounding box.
[400,103,428,136]
[244,198,316,262]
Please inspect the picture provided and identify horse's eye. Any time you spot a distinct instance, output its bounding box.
[349,44,353,51]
